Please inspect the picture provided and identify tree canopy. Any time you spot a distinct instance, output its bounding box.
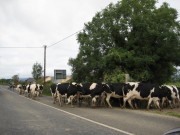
[12,74,19,85]
[32,62,43,82]
[68,0,180,83]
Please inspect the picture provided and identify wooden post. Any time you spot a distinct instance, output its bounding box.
[44,45,47,84]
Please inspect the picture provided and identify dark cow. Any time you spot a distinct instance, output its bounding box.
[37,84,43,96]
[78,83,92,106]
[56,82,83,107]
[22,85,27,94]
[56,83,69,106]
[66,82,84,106]
[105,83,126,108]
[50,83,57,104]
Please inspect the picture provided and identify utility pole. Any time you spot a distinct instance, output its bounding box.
[44,45,47,84]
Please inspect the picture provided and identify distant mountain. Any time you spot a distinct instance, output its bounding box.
[19,78,28,81]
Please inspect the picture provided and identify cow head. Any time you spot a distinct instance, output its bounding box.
[123,82,137,94]
[102,83,111,93]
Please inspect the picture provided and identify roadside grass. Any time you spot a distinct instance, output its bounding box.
[149,110,180,118]
[43,81,52,96]
[163,112,180,118]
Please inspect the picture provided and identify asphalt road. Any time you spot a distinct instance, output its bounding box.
[0,85,179,135]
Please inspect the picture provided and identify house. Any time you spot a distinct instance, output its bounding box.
[25,78,35,83]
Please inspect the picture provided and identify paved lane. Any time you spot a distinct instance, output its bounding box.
[40,96,180,135]
[0,86,132,135]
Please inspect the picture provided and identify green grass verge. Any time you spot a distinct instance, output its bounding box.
[165,112,180,118]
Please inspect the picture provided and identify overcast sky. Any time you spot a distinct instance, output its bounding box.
[0,0,180,79]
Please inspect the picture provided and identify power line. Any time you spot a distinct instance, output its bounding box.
[47,29,83,48]
[0,46,42,49]
[0,29,83,49]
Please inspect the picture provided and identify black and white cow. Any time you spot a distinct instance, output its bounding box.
[16,84,23,95]
[122,82,164,110]
[25,83,41,99]
[16,84,27,95]
[56,82,83,107]
[161,85,179,108]
[80,83,112,107]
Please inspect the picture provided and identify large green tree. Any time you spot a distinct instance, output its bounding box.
[69,0,180,83]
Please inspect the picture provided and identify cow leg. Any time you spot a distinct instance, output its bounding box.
[70,96,74,107]
[168,100,174,109]
[58,94,62,106]
[67,95,75,107]
[176,98,180,108]
[105,93,112,108]
[101,92,106,107]
[133,99,139,109]
[32,92,35,99]
[53,94,56,104]
[127,99,134,109]
[154,100,161,111]
[97,95,101,106]
[87,96,92,107]
[92,97,97,107]
[122,98,127,108]
[20,89,22,95]
[161,97,167,109]
[172,99,177,108]
[51,93,55,104]
[76,92,82,107]
[30,92,33,99]
[147,98,153,110]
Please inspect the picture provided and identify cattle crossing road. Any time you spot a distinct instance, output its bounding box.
[0,86,179,135]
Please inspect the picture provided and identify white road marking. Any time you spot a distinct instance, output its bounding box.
[6,88,134,135]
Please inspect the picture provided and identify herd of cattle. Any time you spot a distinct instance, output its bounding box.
[14,83,43,99]
[13,82,180,110]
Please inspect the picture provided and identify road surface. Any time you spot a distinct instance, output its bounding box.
[0,85,179,135]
